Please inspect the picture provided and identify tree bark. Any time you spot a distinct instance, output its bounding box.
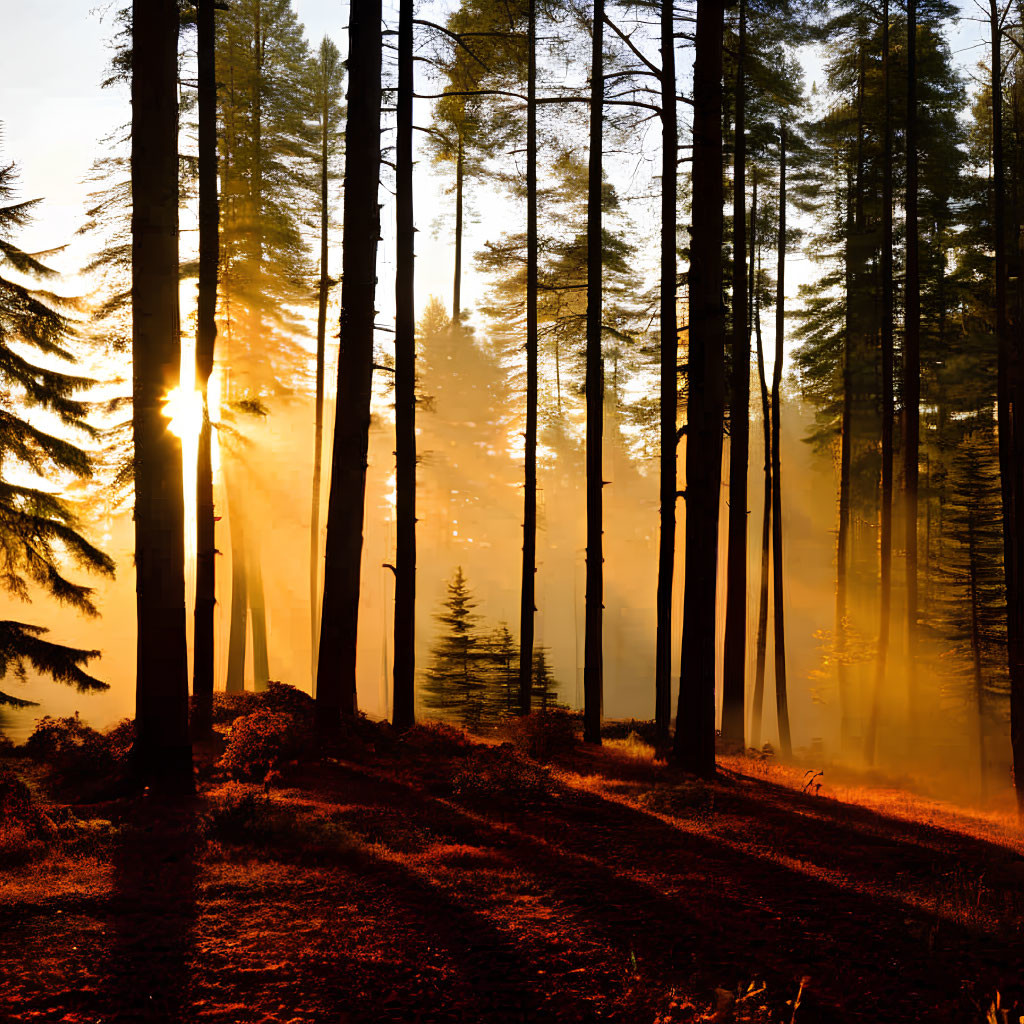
[316,0,382,729]
[654,0,678,748]
[867,0,893,767]
[674,0,725,776]
[311,48,331,695]
[518,0,538,716]
[225,470,247,694]
[837,166,855,752]
[453,140,464,322]
[904,0,920,739]
[584,0,604,745]
[722,0,748,750]
[772,122,791,760]
[192,0,219,740]
[991,1,1024,816]
[968,513,987,795]
[250,545,270,691]
[131,0,192,790]
[393,0,417,731]
[751,171,771,751]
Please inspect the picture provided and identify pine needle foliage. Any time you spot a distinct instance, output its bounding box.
[0,150,111,707]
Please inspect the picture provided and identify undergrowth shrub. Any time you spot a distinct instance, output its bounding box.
[210,691,261,727]
[401,721,473,758]
[637,780,714,818]
[509,710,577,761]
[0,765,54,864]
[450,744,554,808]
[262,681,315,718]
[204,782,355,858]
[601,719,659,746]
[23,714,131,785]
[219,709,310,782]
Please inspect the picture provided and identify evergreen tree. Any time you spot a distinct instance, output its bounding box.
[131,0,192,789]
[0,154,114,708]
[217,0,313,693]
[193,0,220,739]
[308,35,344,693]
[422,567,490,728]
[675,0,726,777]
[394,0,417,731]
[531,644,561,711]
[317,0,382,727]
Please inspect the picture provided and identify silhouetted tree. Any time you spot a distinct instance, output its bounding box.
[393,0,417,731]
[192,0,220,739]
[675,0,725,777]
[308,35,344,693]
[131,0,192,789]
[317,0,382,728]
[583,0,604,746]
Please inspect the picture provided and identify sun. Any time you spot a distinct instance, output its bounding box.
[162,385,204,443]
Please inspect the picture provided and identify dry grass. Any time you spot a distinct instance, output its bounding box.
[1,741,1023,1022]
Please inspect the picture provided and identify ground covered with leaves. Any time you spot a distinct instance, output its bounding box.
[1,703,1023,1023]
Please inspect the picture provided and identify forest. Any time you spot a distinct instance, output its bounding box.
[3,0,1024,1021]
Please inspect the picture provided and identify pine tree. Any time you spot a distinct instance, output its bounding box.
[316,0,381,727]
[217,0,313,693]
[422,567,490,728]
[131,0,192,789]
[308,35,344,694]
[192,0,220,739]
[393,0,417,731]
[583,0,604,746]
[0,154,114,709]
[675,0,725,777]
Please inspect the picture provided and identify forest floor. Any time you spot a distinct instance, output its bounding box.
[2,723,1024,1024]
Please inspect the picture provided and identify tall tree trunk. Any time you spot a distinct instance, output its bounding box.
[751,173,771,751]
[837,166,855,752]
[131,0,192,789]
[225,472,247,693]
[867,0,893,766]
[393,0,417,731]
[991,1,1024,816]
[584,0,604,745]
[250,545,270,690]
[654,0,678,748]
[904,0,920,739]
[311,54,331,695]
[967,513,987,795]
[722,0,748,750]
[316,0,382,728]
[453,139,464,322]
[674,0,725,776]
[772,122,791,760]
[192,0,219,740]
[518,0,539,716]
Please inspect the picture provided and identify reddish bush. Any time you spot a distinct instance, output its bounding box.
[450,744,554,807]
[0,765,54,864]
[508,710,578,761]
[219,710,310,782]
[23,714,116,780]
[262,681,315,718]
[401,720,473,758]
[210,691,261,727]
